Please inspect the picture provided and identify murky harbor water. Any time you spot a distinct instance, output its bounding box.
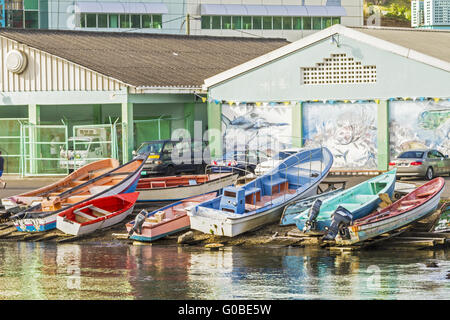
[0,241,448,300]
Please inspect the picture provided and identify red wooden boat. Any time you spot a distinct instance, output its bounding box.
[337,177,445,245]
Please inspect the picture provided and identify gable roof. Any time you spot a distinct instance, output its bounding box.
[203,25,450,90]
[0,28,289,89]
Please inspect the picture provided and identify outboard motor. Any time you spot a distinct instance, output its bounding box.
[128,209,148,236]
[323,206,353,240]
[303,199,322,232]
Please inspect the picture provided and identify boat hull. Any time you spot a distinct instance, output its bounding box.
[340,179,445,245]
[189,181,320,237]
[57,205,135,236]
[136,174,237,202]
[127,215,191,242]
[13,160,144,232]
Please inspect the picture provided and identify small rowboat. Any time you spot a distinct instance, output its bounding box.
[336,177,445,245]
[10,155,147,232]
[136,173,238,203]
[56,193,139,236]
[2,158,120,211]
[294,169,397,232]
[126,193,217,242]
[188,147,334,237]
[280,188,344,226]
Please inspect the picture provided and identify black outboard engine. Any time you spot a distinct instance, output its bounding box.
[128,209,148,236]
[323,206,353,240]
[303,199,322,232]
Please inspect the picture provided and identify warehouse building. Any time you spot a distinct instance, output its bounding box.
[0,25,448,176]
[1,0,363,41]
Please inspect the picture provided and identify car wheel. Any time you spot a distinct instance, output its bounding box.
[166,165,175,176]
[425,167,434,180]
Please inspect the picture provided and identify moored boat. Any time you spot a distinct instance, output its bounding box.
[188,147,334,237]
[335,177,445,245]
[280,187,344,226]
[1,158,120,211]
[293,169,397,233]
[126,193,217,242]
[10,155,147,232]
[56,192,139,236]
[136,173,239,202]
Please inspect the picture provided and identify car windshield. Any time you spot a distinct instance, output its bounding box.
[398,151,424,159]
[137,142,164,155]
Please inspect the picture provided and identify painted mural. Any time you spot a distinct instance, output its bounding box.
[303,102,378,169]
[389,100,450,158]
[221,103,293,155]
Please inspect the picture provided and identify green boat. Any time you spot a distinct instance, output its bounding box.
[293,169,397,232]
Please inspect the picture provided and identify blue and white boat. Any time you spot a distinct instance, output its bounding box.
[293,169,397,233]
[11,155,147,232]
[188,147,333,237]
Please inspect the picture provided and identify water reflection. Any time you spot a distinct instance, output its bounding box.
[0,242,448,300]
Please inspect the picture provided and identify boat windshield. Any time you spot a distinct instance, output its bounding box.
[398,151,424,159]
[137,142,164,155]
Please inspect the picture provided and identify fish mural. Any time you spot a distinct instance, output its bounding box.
[389,100,450,158]
[221,104,293,152]
[302,102,378,169]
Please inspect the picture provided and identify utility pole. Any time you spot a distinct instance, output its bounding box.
[186,13,190,35]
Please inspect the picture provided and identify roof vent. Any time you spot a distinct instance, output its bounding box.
[6,49,28,74]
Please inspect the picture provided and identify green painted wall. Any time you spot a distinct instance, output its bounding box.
[209,35,450,102]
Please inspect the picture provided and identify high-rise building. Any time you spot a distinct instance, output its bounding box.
[0,0,364,41]
[411,0,450,29]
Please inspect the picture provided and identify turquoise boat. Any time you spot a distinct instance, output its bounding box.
[280,188,344,226]
[293,169,397,232]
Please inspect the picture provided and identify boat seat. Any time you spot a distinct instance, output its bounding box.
[74,211,97,221]
[244,187,262,205]
[74,204,111,216]
[262,177,288,195]
[417,190,436,198]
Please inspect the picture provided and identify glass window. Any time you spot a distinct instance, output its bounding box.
[231,16,241,29]
[201,16,210,29]
[211,16,221,29]
[131,14,140,28]
[12,10,23,28]
[24,0,39,10]
[332,17,340,25]
[282,16,292,30]
[24,10,39,28]
[142,15,151,28]
[242,16,251,29]
[273,16,282,29]
[85,13,96,28]
[263,16,272,29]
[80,13,86,28]
[303,17,311,30]
[222,16,231,29]
[323,17,332,28]
[120,14,130,28]
[152,14,162,28]
[398,151,424,159]
[313,17,321,30]
[109,14,119,28]
[293,17,301,30]
[98,14,107,28]
[252,16,261,29]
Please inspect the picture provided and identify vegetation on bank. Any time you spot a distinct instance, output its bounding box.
[364,0,412,27]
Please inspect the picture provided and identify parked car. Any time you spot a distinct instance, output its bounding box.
[59,137,106,170]
[210,149,270,176]
[254,148,301,175]
[389,149,450,180]
[133,139,210,176]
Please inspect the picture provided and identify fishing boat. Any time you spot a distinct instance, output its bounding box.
[56,192,139,236]
[126,193,217,242]
[279,187,344,226]
[187,147,334,237]
[136,173,239,203]
[293,169,397,233]
[335,177,445,245]
[10,155,147,232]
[1,158,120,211]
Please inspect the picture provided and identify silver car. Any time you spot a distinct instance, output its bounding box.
[389,149,450,180]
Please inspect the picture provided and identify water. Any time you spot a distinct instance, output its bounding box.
[0,241,448,300]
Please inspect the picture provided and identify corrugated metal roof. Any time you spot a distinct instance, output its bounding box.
[350,27,450,63]
[0,28,288,88]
